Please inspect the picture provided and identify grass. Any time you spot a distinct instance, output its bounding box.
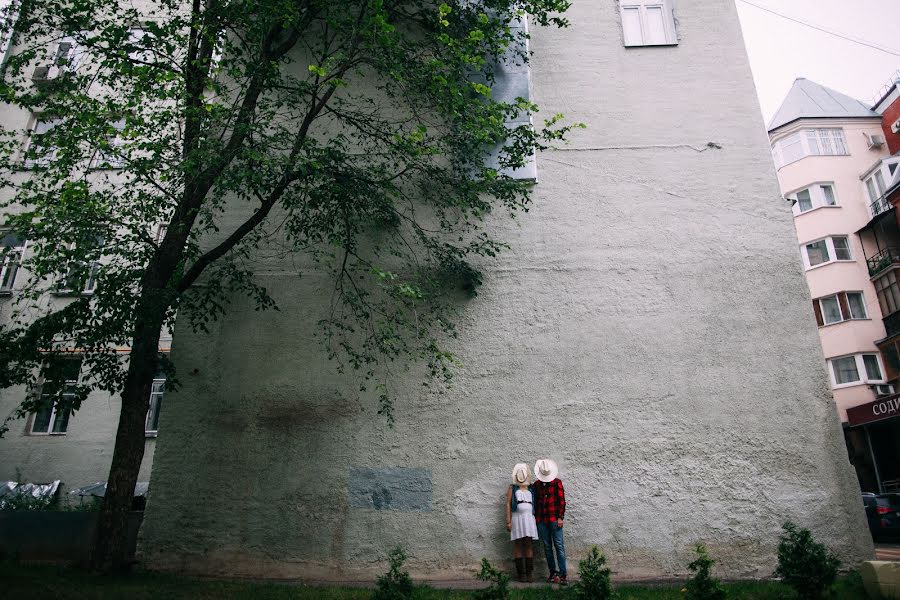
[0,562,869,599]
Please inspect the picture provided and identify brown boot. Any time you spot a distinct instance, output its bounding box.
[514,558,526,582]
[525,557,534,582]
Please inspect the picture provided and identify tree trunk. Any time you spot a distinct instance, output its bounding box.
[90,308,164,573]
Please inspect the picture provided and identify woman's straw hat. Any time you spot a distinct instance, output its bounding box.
[511,463,531,485]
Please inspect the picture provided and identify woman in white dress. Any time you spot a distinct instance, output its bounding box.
[506,463,539,582]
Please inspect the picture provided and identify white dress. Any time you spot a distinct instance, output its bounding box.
[510,488,539,541]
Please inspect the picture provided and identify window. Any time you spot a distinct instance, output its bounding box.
[801,235,852,269]
[145,378,165,434]
[771,128,848,168]
[788,183,839,215]
[34,36,85,80]
[875,270,900,317]
[0,231,24,292]
[813,291,868,326]
[864,355,883,381]
[833,237,851,260]
[92,118,126,169]
[620,1,677,46]
[828,353,886,388]
[30,358,81,435]
[23,117,62,168]
[847,292,867,319]
[57,236,103,294]
[832,356,859,385]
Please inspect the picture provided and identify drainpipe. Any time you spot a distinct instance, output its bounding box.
[865,425,883,493]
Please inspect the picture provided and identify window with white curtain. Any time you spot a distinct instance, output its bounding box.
[620,1,677,46]
[801,235,852,269]
[788,183,839,215]
[828,353,886,388]
[771,128,848,169]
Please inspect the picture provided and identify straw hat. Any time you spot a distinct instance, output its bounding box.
[511,463,531,485]
[534,458,559,483]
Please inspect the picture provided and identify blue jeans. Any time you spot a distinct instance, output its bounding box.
[537,521,566,576]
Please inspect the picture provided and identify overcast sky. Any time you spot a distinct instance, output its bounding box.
[735,0,900,125]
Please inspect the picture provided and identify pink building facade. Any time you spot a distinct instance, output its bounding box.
[769,78,900,495]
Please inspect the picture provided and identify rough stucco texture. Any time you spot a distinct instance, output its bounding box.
[138,0,873,580]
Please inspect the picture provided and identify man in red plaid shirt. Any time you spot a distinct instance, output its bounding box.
[533,458,567,585]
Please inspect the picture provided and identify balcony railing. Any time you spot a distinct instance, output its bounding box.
[885,311,900,338]
[867,247,900,277]
[870,196,892,218]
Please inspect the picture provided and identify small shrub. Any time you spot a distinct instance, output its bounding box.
[474,557,509,600]
[683,544,726,600]
[374,546,413,600]
[774,522,840,600]
[0,492,53,511]
[575,545,613,600]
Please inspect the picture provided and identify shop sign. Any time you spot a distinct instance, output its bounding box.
[848,394,900,426]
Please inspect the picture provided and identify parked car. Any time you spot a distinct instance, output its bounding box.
[863,493,900,541]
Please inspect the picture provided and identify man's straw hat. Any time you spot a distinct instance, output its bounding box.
[534,458,559,483]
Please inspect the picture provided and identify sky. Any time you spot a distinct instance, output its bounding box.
[735,0,900,125]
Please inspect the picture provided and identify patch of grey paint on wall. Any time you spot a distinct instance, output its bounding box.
[348,467,433,512]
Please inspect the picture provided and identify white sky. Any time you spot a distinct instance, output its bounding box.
[735,0,900,125]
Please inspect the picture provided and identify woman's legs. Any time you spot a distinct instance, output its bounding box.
[513,538,527,581]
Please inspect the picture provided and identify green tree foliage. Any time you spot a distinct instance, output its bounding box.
[474,557,509,600]
[774,522,840,600]
[0,0,576,573]
[374,547,414,600]
[683,544,726,600]
[575,545,613,600]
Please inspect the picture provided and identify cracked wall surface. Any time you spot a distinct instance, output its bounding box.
[138,0,873,580]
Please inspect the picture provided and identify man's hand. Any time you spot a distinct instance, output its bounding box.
[557,519,564,529]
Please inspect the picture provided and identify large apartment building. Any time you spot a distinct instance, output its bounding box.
[137,0,871,580]
[768,74,900,495]
[0,6,166,499]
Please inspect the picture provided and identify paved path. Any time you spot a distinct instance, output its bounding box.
[875,544,900,561]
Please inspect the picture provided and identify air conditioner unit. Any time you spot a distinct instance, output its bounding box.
[867,133,886,150]
[874,384,895,396]
[30,64,61,86]
[892,119,900,134]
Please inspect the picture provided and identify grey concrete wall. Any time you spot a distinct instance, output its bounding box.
[139,0,873,580]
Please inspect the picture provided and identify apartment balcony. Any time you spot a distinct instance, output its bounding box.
[871,196,892,219]
[867,247,900,277]
[886,311,900,338]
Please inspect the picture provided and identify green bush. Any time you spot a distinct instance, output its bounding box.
[0,492,54,511]
[374,546,414,600]
[474,557,509,600]
[683,544,726,600]
[575,545,613,600]
[774,522,840,600]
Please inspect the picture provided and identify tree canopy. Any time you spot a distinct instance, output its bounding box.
[0,0,576,570]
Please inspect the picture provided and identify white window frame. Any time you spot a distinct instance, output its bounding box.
[0,231,25,293]
[818,294,844,325]
[772,128,849,169]
[620,0,677,47]
[846,291,868,320]
[828,353,886,389]
[22,115,62,169]
[874,384,895,397]
[29,359,81,435]
[788,182,839,216]
[145,378,165,435]
[56,238,103,295]
[91,118,127,169]
[801,235,853,270]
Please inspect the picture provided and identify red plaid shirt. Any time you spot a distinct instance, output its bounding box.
[534,478,566,523]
